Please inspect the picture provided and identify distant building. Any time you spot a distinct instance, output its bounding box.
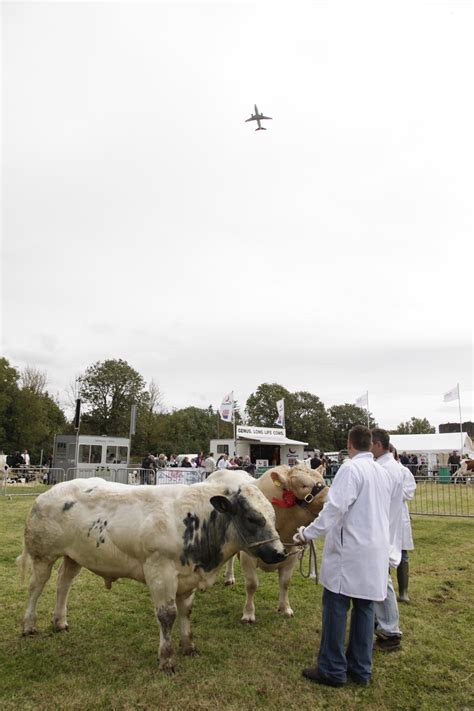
[439,422,474,438]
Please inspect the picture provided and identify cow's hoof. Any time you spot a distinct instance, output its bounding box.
[241,617,256,624]
[22,627,38,636]
[159,661,176,674]
[224,578,235,586]
[53,621,69,632]
[182,647,199,657]
[277,607,294,618]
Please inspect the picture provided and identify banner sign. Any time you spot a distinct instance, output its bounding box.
[275,399,285,427]
[237,425,286,439]
[219,391,234,422]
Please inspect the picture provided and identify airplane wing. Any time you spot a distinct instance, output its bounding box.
[245,116,257,122]
[260,115,272,120]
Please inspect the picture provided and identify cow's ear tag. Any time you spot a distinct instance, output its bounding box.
[273,479,281,487]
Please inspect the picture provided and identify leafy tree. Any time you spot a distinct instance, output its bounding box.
[20,366,47,396]
[0,358,20,447]
[245,383,334,450]
[78,359,146,436]
[245,383,291,427]
[153,406,217,456]
[0,357,67,461]
[289,391,334,451]
[392,417,435,434]
[328,404,377,451]
[132,380,165,455]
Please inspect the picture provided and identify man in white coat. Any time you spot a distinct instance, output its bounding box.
[371,429,405,652]
[389,444,416,602]
[293,425,393,687]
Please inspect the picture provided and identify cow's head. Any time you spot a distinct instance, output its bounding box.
[270,463,327,514]
[210,484,286,564]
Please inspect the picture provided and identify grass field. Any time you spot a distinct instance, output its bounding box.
[1,495,473,711]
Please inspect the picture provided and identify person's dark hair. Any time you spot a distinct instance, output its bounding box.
[372,428,390,450]
[348,425,372,451]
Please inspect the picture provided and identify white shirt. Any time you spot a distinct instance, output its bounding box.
[23,452,30,466]
[302,452,392,601]
[399,463,416,550]
[376,452,404,568]
[217,458,229,470]
[204,457,216,473]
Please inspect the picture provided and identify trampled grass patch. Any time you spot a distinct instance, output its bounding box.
[1,496,473,710]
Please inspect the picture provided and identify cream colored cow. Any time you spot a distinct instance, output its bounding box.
[211,464,328,622]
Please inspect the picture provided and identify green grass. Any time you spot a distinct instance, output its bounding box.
[1,497,473,710]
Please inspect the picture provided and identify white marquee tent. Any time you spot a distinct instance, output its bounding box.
[390,432,473,467]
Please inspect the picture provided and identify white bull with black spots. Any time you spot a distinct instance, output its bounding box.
[18,477,286,672]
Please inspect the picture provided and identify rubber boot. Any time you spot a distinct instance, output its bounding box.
[397,561,410,603]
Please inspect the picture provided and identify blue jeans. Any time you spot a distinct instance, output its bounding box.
[317,587,375,683]
[373,574,401,637]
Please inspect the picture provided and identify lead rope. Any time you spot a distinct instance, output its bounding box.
[280,540,318,583]
[299,540,318,583]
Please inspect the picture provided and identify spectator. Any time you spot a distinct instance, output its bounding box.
[399,451,410,466]
[181,456,192,468]
[217,454,230,470]
[157,454,168,469]
[13,451,25,469]
[204,453,216,478]
[141,452,155,484]
[448,451,461,475]
[310,451,321,469]
[22,449,31,466]
[169,454,178,467]
[242,455,256,476]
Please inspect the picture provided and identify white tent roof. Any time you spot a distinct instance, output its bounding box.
[390,432,473,454]
[238,434,308,446]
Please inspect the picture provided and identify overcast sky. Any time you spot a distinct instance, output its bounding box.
[2,0,473,430]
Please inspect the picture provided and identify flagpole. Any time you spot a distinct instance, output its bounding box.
[233,393,237,458]
[457,383,463,453]
[366,390,370,428]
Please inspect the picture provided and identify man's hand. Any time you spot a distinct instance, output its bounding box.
[293,526,307,545]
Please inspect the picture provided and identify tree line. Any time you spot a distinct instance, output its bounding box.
[0,357,435,463]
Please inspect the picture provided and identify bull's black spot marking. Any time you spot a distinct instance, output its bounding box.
[85,488,95,493]
[180,508,230,571]
[103,520,107,526]
[183,513,200,546]
[100,536,105,543]
[62,501,76,512]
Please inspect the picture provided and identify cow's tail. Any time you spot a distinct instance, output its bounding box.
[16,546,32,584]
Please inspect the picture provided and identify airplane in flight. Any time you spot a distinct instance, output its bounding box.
[245,104,272,131]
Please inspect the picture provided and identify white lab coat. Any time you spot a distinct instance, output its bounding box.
[399,463,416,550]
[302,452,392,601]
[375,452,404,568]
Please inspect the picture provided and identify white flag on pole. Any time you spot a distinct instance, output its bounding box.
[275,399,285,427]
[443,386,459,403]
[355,392,368,409]
[219,391,234,422]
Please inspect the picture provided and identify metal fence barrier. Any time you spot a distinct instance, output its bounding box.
[408,474,473,517]
[2,466,472,517]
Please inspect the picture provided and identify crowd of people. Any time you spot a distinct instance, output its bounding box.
[138,452,257,483]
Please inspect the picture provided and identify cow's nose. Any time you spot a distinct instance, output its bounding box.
[257,544,287,565]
